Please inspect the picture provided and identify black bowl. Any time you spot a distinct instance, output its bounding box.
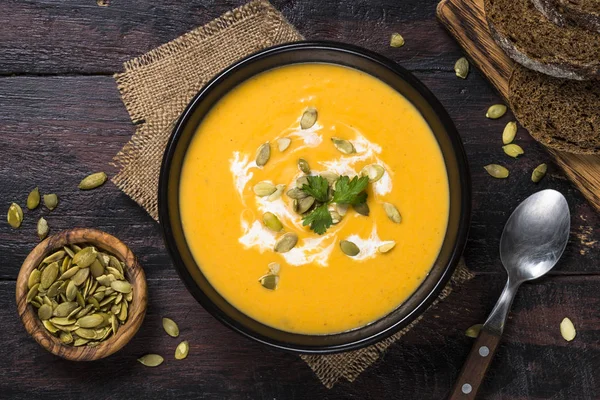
[159,41,471,354]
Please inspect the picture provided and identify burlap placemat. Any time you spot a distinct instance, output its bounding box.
[111,0,473,388]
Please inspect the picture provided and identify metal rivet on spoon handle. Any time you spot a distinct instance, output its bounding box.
[449,190,570,399]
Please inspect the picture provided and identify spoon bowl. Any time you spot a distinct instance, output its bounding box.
[500,189,571,282]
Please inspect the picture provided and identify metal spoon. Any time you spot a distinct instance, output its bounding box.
[449,189,570,399]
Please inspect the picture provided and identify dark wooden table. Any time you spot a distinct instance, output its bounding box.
[1,1,599,399]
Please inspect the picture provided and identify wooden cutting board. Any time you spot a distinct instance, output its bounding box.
[437,0,600,211]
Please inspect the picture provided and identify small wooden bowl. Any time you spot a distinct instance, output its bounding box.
[15,228,147,361]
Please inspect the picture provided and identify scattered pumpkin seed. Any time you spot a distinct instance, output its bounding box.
[560,317,576,341]
[286,187,308,200]
[43,194,59,211]
[267,184,286,202]
[331,137,356,154]
[259,274,279,290]
[79,172,108,190]
[390,32,405,47]
[268,262,280,275]
[263,212,283,232]
[38,304,53,320]
[37,217,49,240]
[253,181,277,197]
[465,323,483,338]
[503,144,524,158]
[138,354,164,367]
[378,241,396,253]
[298,158,311,174]
[484,164,509,179]
[454,57,469,79]
[486,104,507,119]
[361,164,385,183]
[296,196,315,214]
[175,340,189,360]
[162,317,180,338]
[277,137,291,152]
[353,202,370,216]
[300,107,318,129]
[502,121,517,144]
[383,203,402,223]
[27,187,41,210]
[274,232,298,253]
[255,142,271,167]
[531,163,547,183]
[7,203,23,228]
[340,240,360,257]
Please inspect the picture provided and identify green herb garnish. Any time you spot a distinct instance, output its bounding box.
[301,176,329,203]
[332,175,369,205]
[301,204,333,235]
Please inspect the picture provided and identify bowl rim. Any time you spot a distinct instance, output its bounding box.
[15,228,148,361]
[159,40,471,354]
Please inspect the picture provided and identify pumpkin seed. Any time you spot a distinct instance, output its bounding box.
[296,196,315,214]
[484,164,509,179]
[73,247,98,268]
[531,163,547,183]
[454,57,469,79]
[36,217,49,240]
[118,301,128,321]
[336,203,348,217]
[320,171,339,186]
[43,320,59,334]
[277,137,291,152]
[286,187,308,199]
[502,121,517,144]
[340,240,360,257]
[43,194,59,210]
[360,164,385,183]
[253,181,277,197]
[79,172,107,190]
[175,340,189,360]
[298,159,311,174]
[390,32,405,47]
[274,232,298,253]
[43,250,65,265]
[27,187,41,210]
[28,269,41,289]
[268,262,281,275]
[330,210,342,224]
[138,354,164,367]
[67,306,82,320]
[50,317,76,326]
[46,280,63,298]
[75,304,93,319]
[7,203,23,228]
[111,280,132,294]
[378,241,396,253]
[267,184,286,201]
[71,268,90,286]
[465,323,483,338]
[97,252,109,268]
[503,144,524,158]
[60,257,71,275]
[560,317,576,341]
[300,107,318,129]
[259,274,279,290]
[73,338,89,346]
[263,212,283,232]
[59,331,73,344]
[106,267,124,280]
[486,104,507,119]
[75,327,98,340]
[255,142,271,167]
[90,259,104,278]
[79,291,88,308]
[331,137,356,154]
[40,262,59,289]
[77,314,104,328]
[353,202,370,216]
[63,246,76,258]
[296,176,309,188]
[38,304,53,320]
[110,314,118,335]
[383,203,402,223]
[162,317,180,337]
[53,302,79,318]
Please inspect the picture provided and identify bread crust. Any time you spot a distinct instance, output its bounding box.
[531,0,600,34]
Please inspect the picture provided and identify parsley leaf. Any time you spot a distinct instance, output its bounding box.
[302,204,333,235]
[301,175,330,203]
[332,175,369,205]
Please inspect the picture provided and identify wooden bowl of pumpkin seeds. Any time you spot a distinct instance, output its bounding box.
[15,228,147,361]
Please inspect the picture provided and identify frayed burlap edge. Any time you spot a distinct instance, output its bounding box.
[301,260,474,388]
[109,0,474,388]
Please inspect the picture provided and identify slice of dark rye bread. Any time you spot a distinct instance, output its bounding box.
[509,65,600,154]
[531,0,600,34]
[484,0,600,80]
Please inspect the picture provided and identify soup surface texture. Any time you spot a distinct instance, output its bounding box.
[179,63,449,334]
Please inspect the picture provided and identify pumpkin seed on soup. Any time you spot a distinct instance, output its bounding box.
[353,202,369,216]
[27,187,41,210]
[300,107,318,129]
[267,184,286,202]
[277,137,291,152]
[296,196,315,214]
[340,240,360,257]
[255,142,271,167]
[162,317,180,338]
[298,158,311,174]
[263,212,283,232]
[360,164,385,183]
[7,203,23,229]
[253,181,277,197]
[383,203,402,223]
[378,241,396,253]
[274,232,298,253]
[259,274,279,290]
[331,137,355,154]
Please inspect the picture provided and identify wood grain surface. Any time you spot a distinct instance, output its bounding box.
[0,0,599,399]
[437,0,600,213]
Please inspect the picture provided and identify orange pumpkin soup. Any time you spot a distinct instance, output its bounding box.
[179,63,449,334]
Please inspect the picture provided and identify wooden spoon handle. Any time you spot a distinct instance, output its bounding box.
[448,328,502,399]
